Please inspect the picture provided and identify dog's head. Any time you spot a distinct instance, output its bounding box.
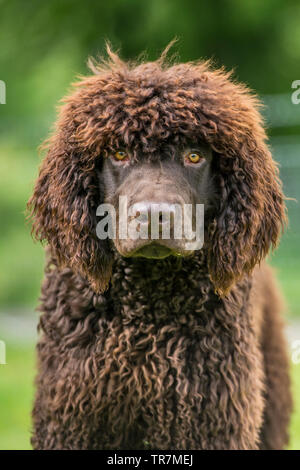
[28,47,286,296]
[100,140,214,259]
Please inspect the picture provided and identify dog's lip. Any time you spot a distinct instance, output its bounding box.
[127,242,173,259]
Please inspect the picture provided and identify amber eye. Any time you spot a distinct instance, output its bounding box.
[186,152,203,164]
[114,151,128,161]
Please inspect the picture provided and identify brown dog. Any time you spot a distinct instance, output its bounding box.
[28,46,292,449]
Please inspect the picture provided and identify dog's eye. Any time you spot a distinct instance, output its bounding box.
[114,151,128,161]
[185,152,204,164]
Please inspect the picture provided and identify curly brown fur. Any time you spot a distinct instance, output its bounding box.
[28,46,292,450]
[254,265,293,449]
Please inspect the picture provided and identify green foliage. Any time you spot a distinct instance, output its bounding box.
[0,140,44,309]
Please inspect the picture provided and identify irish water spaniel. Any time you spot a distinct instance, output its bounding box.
[28,46,292,450]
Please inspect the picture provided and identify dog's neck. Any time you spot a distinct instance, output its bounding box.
[107,251,224,325]
[42,249,251,340]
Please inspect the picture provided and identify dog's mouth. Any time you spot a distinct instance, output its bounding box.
[130,242,173,259]
[119,240,190,259]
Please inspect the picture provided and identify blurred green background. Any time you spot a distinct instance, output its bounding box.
[0,0,299,450]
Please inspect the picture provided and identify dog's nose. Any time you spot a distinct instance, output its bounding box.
[132,202,176,229]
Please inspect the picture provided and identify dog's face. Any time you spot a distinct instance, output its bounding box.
[28,49,285,296]
[100,141,214,259]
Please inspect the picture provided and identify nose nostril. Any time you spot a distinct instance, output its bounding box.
[132,202,177,228]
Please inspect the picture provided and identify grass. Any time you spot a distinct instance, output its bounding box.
[290,361,300,450]
[0,342,300,450]
[0,343,35,450]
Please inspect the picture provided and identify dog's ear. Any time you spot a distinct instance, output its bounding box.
[207,110,286,297]
[27,97,113,293]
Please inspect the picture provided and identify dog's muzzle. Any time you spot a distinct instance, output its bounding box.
[116,200,196,259]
